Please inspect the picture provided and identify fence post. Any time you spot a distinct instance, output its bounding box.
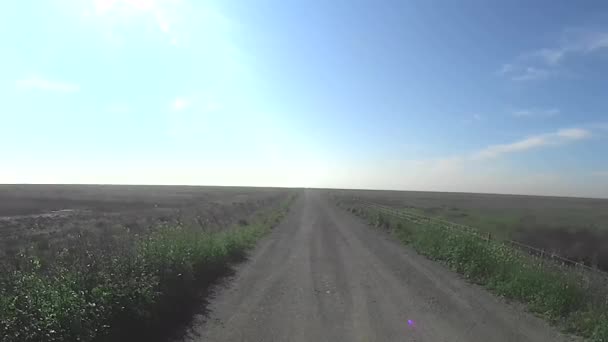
[539,249,545,266]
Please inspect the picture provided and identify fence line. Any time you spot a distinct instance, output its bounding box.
[346,197,608,279]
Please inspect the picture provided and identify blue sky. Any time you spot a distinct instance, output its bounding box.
[1,0,608,197]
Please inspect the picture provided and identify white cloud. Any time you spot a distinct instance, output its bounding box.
[337,127,599,196]
[499,28,608,81]
[471,128,591,160]
[16,76,80,93]
[556,128,591,139]
[350,128,594,192]
[512,108,560,118]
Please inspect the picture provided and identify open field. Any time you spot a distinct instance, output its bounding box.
[0,185,289,216]
[0,185,295,342]
[2,186,607,341]
[329,189,608,270]
[0,184,291,258]
[332,194,608,341]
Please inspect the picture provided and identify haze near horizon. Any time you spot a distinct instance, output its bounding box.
[2,0,608,198]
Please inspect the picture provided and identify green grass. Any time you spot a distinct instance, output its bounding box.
[346,204,608,342]
[405,207,520,239]
[0,195,295,342]
[405,205,608,238]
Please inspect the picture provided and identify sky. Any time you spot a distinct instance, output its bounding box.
[1,0,608,198]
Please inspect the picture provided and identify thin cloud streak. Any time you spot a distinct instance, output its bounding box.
[535,29,608,64]
[499,28,608,81]
[388,128,593,185]
[16,76,80,92]
[471,128,591,160]
[499,64,552,81]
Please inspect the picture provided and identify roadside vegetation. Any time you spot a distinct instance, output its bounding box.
[333,189,608,271]
[342,202,608,342]
[0,194,295,342]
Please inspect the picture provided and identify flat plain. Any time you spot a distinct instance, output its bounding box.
[1,186,605,341]
[0,184,290,258]
[0,184,294,342]
[332,189,608,270]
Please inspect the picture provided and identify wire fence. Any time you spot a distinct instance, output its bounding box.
[345,196,608,281]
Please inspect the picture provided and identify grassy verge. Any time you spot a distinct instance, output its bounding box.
[0,195,296,342]
[343,204,608,342]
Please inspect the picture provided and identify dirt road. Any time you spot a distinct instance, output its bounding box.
[183,190,572,342]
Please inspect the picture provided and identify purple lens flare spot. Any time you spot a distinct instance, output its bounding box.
[407,319,415,327]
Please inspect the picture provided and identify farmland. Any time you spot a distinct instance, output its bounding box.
[2,186,608,342]
[330,189,608,270]
[0,184,291,258]
[331,189,608,340]
[0,185,295,342]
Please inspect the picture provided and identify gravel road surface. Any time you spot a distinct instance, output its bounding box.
[182,190,572,342]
